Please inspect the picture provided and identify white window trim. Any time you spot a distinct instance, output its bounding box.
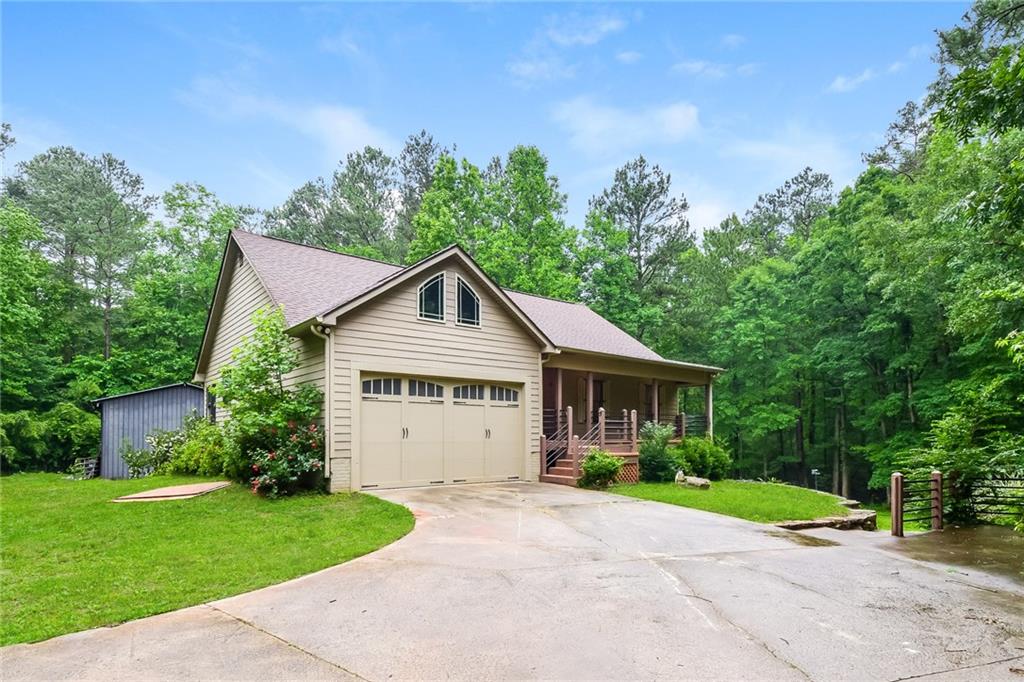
[455,275,481,328]
[417,273,446,323]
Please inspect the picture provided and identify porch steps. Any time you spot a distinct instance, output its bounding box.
[539,473,578,486]
[541,452,640,487]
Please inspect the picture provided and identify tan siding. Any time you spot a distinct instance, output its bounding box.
[206,258,274,388]
[205,257,325,422]
[329,263,542,491]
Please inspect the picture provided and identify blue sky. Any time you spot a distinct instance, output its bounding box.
[3,2,967,233]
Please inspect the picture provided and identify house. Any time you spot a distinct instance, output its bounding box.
[193,231,722,492]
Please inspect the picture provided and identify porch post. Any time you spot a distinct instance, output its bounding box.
[586,372,595,431]
[704,380,714,439]
[565,405,574,443]
[555,368,564,430]
[571,436,581,479]
[653,379,660,424]
[630,409,638,452]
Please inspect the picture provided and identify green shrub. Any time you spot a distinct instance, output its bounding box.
[214,308,323,457]
[214,308,325,497]
[0,404,99,473]
[249,422,325,498]
[639,421,676,482]
[578,449,623,489]
[162,416,241,478]
[146,427,187,470]
[0,411,48,472]
[669,438,732,480]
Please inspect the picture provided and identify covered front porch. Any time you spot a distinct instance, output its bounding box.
[539,350,721,486]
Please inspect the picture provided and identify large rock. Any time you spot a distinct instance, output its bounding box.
[675,472,711,489]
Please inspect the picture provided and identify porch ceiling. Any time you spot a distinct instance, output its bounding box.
[543,348,721,385]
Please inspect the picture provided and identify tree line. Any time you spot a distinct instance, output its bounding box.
[2,1,1022,499]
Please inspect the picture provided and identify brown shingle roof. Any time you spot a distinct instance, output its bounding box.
[231,230,664,362]
[232,230,401,328]
[505,291,663,361]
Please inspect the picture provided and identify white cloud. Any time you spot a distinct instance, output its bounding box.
[826,68,876,93]
[507,55,575,82]
[672,60,728,79]
[672,60,758,79]
[615,50,642,64]
[721,123,853,188]
[689,198,732,235]
[179,76,396,161]
[828,44,928,94]
[319,31,363,58]
[507,11,627,85]
[544,13,626,47]
[907,44,931,60]
[720,33,746,49]
[551,96,700,156]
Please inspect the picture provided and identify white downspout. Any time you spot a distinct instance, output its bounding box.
[310,323,333,483]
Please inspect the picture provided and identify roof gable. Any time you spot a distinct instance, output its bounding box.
[318,245,555,351]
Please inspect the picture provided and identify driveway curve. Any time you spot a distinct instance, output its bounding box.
[3,483,1022,681]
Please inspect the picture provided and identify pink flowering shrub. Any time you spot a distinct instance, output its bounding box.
[250,421,325,498]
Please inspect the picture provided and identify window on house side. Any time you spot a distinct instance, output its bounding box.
[457,277,480,326]
[418,273,445,321]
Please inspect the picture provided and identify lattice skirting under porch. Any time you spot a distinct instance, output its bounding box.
[615,457,639,484]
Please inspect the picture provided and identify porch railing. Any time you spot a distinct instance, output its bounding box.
[542,407,638,477]
[640,413,708,438]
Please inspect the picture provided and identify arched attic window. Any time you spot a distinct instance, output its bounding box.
[418,273,445,321]
[456,276,480,327]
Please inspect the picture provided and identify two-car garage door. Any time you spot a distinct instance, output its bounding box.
[359,375,524,489]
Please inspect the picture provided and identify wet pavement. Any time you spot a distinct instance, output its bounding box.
[3,482,1023,681]
[886,524,1024,584]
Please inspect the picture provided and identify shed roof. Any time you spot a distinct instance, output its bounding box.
[93,382,203,404]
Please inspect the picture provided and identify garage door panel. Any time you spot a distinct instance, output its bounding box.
[486,403,522,479]
[445,401,486,482]
[403,400,445,485]
[360,398,403,488]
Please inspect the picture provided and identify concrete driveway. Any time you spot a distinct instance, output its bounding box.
[3,483,1023,681]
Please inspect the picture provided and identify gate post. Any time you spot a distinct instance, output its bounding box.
[891,472,904,537]
[930,470,944,531]
[630,410,638,452]
[598,407,606,449]
[571,436,581,479]
[540,435,547,473]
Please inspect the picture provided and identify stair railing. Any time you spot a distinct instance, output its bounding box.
[544,422,569,470]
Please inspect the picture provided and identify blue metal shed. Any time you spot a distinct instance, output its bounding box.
[94,383,205,479]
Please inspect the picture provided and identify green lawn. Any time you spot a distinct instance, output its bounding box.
[611,480,850,524]
[1,473,414,646]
